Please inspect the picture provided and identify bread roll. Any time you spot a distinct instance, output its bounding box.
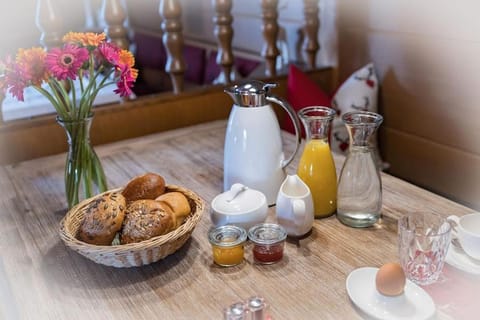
[122,173,166,202]
[120,199,174,244]
[77,192,127,245]
[156,192,191,228]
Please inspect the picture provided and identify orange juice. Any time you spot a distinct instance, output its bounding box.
[297,139,337,218]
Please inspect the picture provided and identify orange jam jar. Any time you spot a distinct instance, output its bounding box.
[248,223,287,264]
[208,225,247,267]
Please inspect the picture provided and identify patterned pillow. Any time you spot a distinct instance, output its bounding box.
[330,63,386,169]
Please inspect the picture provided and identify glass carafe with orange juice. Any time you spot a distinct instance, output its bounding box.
[297,106,337,218]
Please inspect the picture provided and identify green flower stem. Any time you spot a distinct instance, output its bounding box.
[33,86,69,119]
[79,70,85,93]
[93,159,108,191]
[82,143,93,199]
[69,78,76,110]
[49,79,72,115]
[78,73,102,119]
[80,71,116,119]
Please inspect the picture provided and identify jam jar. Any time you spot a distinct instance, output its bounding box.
[248,223,287,264]
[209,225,247,267]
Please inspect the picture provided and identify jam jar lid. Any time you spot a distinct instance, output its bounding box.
[248,223,287,245]
[208,225,247,247]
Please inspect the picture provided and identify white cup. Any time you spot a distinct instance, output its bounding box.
[447,213,480,260]
[276,175,314,237]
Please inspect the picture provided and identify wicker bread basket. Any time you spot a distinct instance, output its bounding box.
[59,185,205,268]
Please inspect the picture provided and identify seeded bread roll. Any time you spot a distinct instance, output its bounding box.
[77,192,127,245]
[156,192,191,228]
[122,173,166,202]
[120,199,174,244]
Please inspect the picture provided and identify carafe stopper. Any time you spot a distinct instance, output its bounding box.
[225,80,277,107]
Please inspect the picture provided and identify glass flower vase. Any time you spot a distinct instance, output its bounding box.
[57,114,108,209]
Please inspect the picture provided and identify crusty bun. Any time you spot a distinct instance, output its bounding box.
[156,192,191,228]
[120,199,174,244]
[122,173,166,202]
[77,192,127,245]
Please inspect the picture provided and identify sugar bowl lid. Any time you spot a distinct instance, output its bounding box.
[212,183,267,214]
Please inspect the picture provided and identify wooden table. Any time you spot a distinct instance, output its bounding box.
[0,120,478,319]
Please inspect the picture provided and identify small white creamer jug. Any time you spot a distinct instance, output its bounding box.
[276,174,314,237]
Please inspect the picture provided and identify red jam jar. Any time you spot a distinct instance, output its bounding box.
[248,223,287,264]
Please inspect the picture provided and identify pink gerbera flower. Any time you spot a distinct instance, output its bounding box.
[16,47,48,86]
[114,64,136,97]
[45,44,89,80]
[97,42,120,66]
[5,64,29,101]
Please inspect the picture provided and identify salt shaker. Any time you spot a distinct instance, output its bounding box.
[224,302,249,320]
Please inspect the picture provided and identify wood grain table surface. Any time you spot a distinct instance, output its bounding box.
[0,120,478,320]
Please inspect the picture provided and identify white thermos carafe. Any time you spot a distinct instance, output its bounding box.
[223,80,301,205]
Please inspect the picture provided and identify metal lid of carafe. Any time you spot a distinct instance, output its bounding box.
[224,80,277,107]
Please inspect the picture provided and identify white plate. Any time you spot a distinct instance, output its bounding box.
[346,267,435,320]
[445,242,480,275]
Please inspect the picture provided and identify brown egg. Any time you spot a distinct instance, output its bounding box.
[375,263,406,296]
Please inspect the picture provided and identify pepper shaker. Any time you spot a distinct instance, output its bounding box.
[247,296,268,320]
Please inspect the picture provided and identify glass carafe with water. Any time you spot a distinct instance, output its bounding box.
[337,111,383,227]
[297,106,337,218]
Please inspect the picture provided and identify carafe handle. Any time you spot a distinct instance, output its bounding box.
[266,95,301,168]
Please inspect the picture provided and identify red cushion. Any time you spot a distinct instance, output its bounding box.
[183,45,206,85]
[134,32,167,70]
[284,64,331,135]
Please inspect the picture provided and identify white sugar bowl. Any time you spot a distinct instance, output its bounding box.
[211,183,268,230]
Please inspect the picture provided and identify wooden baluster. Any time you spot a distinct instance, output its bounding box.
[261,0,280,77]
[212,0,234,84]
[159,0,185,94]
[303,0,320,69]
[35,0,64,49]
[101,0,130,50]
[83,0,99,31]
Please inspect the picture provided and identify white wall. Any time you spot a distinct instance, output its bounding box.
[337,0,480,209]
[0,0,100,57]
